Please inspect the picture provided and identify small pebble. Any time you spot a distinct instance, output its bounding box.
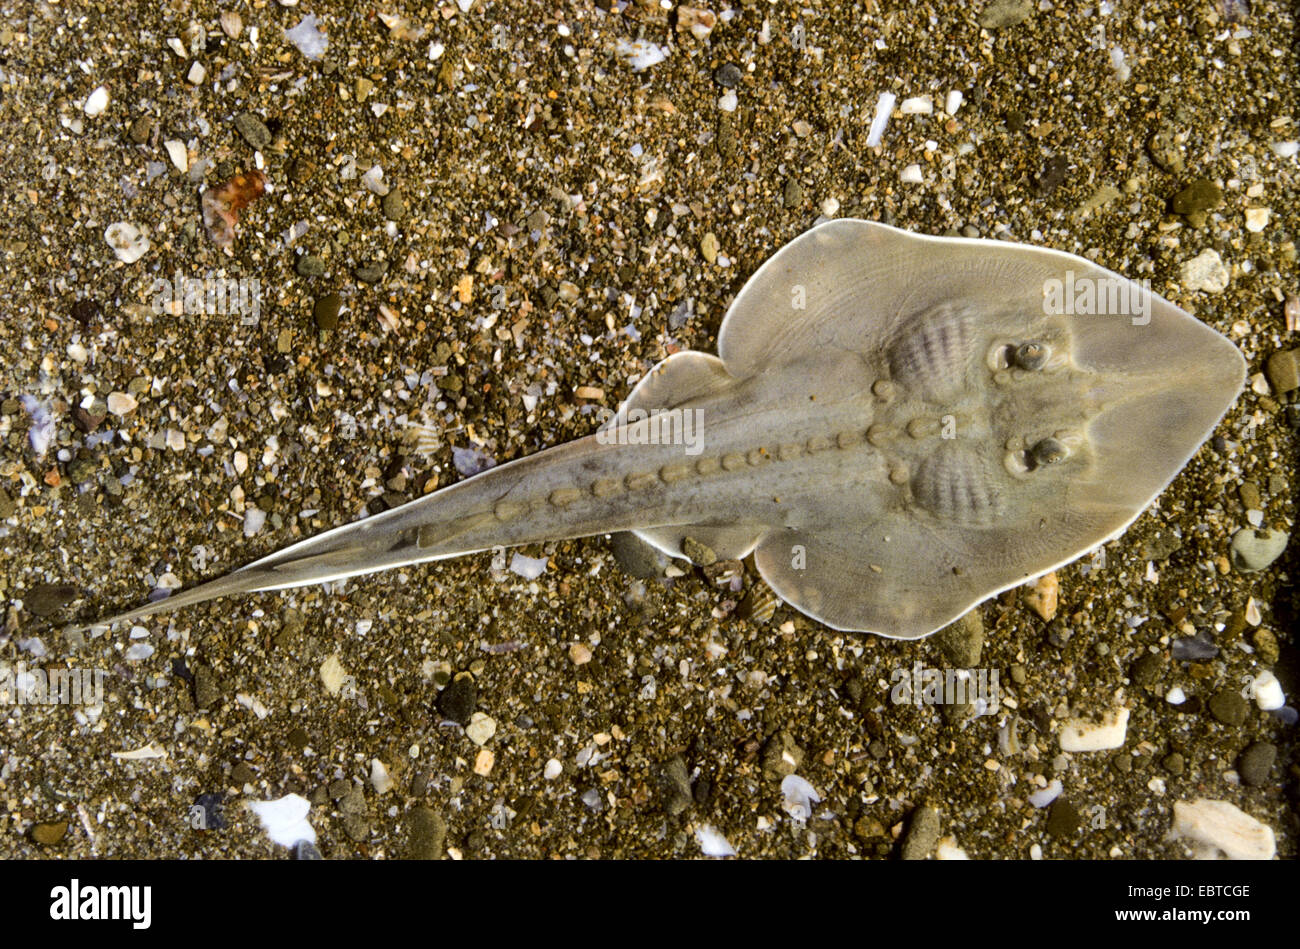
[900,805,941,859]
[1237,742,1276,787]
[1207,689,1248,726]
[1170,799,1275,860]
[84,85,109,116]
[31,821,68,846]
[1230,528,1289,572]
[1059,707,1129,751]
[313,293,342,331]
[713,63,742,87]
[1180,249,1230,293]
[465,711,496,746]
[1265,348,1299,394]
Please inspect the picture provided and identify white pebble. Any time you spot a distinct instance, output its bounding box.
[165,429,185,452]
[1244,207,1270,232]
[319,654,348,695]
[106,391,138,415]
[820,197,840,217]
[370,758,394,795]
[1180,248,1230,293]
[1170,799,1275,860]
[163,140,188,172]
[945,90,964,115]
[1249,670,1285,711]
[104,222,150,263]
[935,836,970,859]
[83,85,109,116]
[1270,141,1298,158]
[1166,686,1186,705]
[696,824,736,857]
[186,62,206,85]
[899,164,924,184]
[899,95,933,115]
[466,711,496,746]
[125,643,155,661]
[543,758,563,780]
[718,90,738,112]
[243,506,266,537]
[66,342,88,363]
[1059,707,1129,752]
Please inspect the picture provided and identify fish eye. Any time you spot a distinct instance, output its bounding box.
[1030,437,1067,467]
[1013,341,1050,371]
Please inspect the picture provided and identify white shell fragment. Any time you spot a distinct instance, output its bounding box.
[104,222,150,263]
[695,824,736,857]
[83,85,109,116]
[285,14,328,60]
[945,90,964,115]
[1248,670,1285,711]
[370,758,394,795]
[247,793,318,847]
[509,552,548,579]
[779,774,822,821]
[1170,799,1275,860]
[900,164,924,184]
[163,139,188,172]
[899,95,933,115]
[111,743,168,761]
[1059,707,1129,752]
[1028,779,1064,808]
[615,39,668,72]
[865,92,896,147]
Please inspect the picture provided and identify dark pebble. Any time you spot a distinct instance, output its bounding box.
[1208,689,1249,726]
[1238,742,1276,787]
[436,671,476,725]
[382,188,407,221]
[296,254,326,277]
[353,260,388,284]
[70,406,104,434]
[403,807,446,859]
[660,755,693,816]
[313,293,342,331]
[713,63,742,88]
[23,583,79,617]
[1046,797,1081,837]
[127,115,152,145]
[192,793,226,830]
[71,299,101,327]
[1130,652,1162,686]
[1161,752,1185,776]
[234,112,273,150]
[900,805,941,859]
[1171,178,1223,216]
[31,821,68,846]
